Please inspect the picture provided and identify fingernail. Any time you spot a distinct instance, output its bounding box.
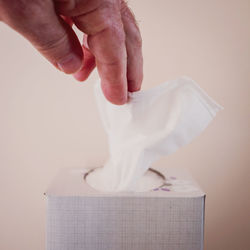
[111,95,127,105]
[57,54,82,74]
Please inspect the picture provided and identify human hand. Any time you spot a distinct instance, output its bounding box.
[0,0,143,104]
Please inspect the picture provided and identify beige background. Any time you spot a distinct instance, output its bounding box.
[0,0,249,249]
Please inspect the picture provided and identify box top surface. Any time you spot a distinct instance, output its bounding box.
[45,166,205,198]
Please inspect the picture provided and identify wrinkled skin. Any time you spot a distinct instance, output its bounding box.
[0,0,143,104]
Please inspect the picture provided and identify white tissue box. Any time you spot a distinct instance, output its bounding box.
[45,167,205,250]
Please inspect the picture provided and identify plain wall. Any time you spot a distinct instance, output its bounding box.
[0,0,249,250]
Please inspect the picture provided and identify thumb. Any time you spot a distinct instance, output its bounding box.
[1,1,83,74]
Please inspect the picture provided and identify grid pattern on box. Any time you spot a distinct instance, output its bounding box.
[46,196,204,250]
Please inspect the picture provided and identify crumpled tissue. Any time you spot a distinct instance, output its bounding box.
[86,77,222,192]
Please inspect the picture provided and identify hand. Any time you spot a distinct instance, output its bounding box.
[0,0,143,104]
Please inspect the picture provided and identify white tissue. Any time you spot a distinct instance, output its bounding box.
[86,77,222,192]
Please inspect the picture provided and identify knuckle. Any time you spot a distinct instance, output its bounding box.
[34,34,71,64]
[37,34,67,53]
[73,0,122,35]
[129,31,142,48]
[108,23,126,44]
[120,3,142,48]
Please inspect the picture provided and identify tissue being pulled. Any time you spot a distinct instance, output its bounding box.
[86,77,222,192]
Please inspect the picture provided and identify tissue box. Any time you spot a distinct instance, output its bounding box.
[45,167,205,250]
